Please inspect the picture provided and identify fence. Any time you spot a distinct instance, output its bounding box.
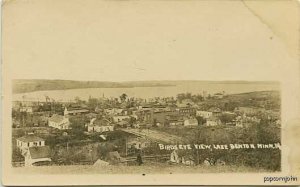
[125,154,169,162]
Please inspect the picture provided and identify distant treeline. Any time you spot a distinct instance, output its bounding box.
[175,90,280,111]
[12,79,175,94]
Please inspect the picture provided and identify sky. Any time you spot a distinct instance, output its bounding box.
[2,0,299,82]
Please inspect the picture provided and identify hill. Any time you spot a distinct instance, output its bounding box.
[198,90,280,111]
[12,79,279,94]
[12,79,175,94]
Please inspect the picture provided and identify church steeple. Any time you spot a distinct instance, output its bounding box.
[64,107,68,116]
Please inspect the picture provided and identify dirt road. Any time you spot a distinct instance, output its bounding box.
[121,128,184,143]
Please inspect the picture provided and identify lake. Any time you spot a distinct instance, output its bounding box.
[12,82,280,102]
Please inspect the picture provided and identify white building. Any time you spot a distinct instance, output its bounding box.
[235,115,261,128]
[196,111,213,119]
[112,115,130,123]
[88,125,114,133]
[48,114,70,130]
[24,146,51,166]
[206,116,222,126]
[127,137,150,150]
[104,108,123,115]
[213,92,225,99]
[87,118,114,133]
[17,134,45,153]
[64,107,89,116]
[184,118,198,127]
[20,106,33,113]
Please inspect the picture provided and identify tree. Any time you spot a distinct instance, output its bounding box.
[120,93,128,103]
[176,93,185,102]
[185,92,192,99]
[153,119,157,127]
[196,116,206,125]
[88,97,98,109]
[219,113,236,124]
[129,116,136,126]
[69,116,88,139]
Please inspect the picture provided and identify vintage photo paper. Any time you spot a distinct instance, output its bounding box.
[2,0,300,185]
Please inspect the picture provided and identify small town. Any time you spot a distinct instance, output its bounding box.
[12,90,281,172]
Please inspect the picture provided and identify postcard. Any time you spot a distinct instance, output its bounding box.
[2,0,300,185]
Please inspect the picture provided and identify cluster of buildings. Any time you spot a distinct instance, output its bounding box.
[13,92,280,133]
[16,133,51,166]
[12,92,280,167]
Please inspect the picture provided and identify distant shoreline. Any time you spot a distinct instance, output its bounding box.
[13,84,176,94]
[12,79,279,94]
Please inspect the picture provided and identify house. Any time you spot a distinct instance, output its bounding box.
[17,134,45,154]
[64,107,89,116]
[104,108,123,115]
[138,103,154,110]
[235,117,250,128]
[87,118,114,133]
[85,112,98,119]
[127,137,150,150]
[176,107,196,116]
[166,114,184,126]
[48,114,70,130]
[116,120,129,128]
[196,111,213,119]
[169,119,184,126]
[24,146,51,166]
[213,92,225,99]
[130,114,138,120]
[94,106,103,113]
[133,123,140,128]
[181,99,195,105]
[19,106,33,113]
[184,118,198,127]
[208,107,222,116]
[12,118,21,128]
[206,116,222,126]
[235,115,261,128]
[104,108,114,115]
[112,115,130,123]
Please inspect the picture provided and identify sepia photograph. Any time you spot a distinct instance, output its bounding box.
[2,0,300,185]
[11,80,281,172]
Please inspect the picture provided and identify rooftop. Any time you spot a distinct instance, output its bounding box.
[29,146,51,159]
[67,109,89,113]
[48,114,65,123]
[185,118,198,124]
[207,116,220,121]
[17,135,44,142]
[90,119,112,127]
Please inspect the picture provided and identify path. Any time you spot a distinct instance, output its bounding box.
[121,128,184,144]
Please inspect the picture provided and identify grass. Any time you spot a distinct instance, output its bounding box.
[13,161,273,174]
